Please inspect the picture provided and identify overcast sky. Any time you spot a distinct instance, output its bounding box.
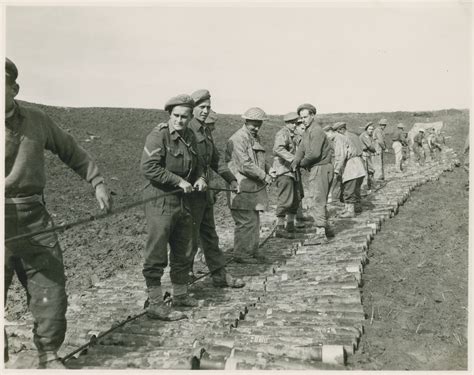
[4,2,472,114]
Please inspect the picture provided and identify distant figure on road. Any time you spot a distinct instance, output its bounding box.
[187,89,244,288]
[141,94,207,320]
[373,119,388,181]
[413,129,426,166]
[293,103,334,243]
[392,123,408,172]
[333,122,366,217]
[272,112,302,239]
[359,122,376,192]
[4,58,111,368]
[225,107,275,263]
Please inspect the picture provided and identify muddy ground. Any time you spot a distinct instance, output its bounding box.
[4,104,469,370]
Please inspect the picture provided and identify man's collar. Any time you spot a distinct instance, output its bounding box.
[5,100,21,119]
[168,120,185,140]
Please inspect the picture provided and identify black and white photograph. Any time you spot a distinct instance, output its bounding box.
[2,0,471,371]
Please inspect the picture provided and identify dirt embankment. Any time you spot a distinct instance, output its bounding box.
[347,166,468,370]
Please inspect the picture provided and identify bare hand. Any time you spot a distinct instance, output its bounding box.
[230,180,240,193]
[193,177,208,192]
[95,183,112,212]
[178,179,194,193]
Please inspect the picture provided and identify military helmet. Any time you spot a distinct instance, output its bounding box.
[242,107,268,121]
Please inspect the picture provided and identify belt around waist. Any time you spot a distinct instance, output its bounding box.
[5,194,43,205]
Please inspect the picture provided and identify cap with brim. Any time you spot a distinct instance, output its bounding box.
[296,103,317,115]
[333,122,347,131]
[323,124,333,132]
[242,107,267,121]
[419,129,425,132]
[397,123,405,129]
[6,57,18,82]
[283,112,299,123]
[191,89,211,106]
[378,118,388,125]
[365,121,374,130]
[164,94,195,112]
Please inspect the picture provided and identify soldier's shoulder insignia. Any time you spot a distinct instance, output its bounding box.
[156,122,169,130]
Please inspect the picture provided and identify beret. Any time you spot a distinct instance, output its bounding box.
[164,94,195,112]
[191,89,211,106]
[333,122,347,131]
[6,57,18,81]
[323,124,333,132]
[378,118,388,125]
[296,103,317,115]
[365,121,374,130]
[283,112,299,123]
[205,110,218,124]
[396,123,405,129]
[242,107,267,121]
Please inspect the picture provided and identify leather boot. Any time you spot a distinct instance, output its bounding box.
[212,269,245,288]
[275,225,295,239]
[340,203,355,218]
[172,284,199,307]
[307,226,328,244]
[146,286,187,321]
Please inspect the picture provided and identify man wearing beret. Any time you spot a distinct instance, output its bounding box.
[141,94,207,319]
[292,103,333,243]
[412,129,426,166]
[272,112,302,239]
[332,122,366,217]
[392,123,408,172]
[373,119,388,181]
[4,58,111,368]
[225,107,274,263]
[188,89,244,288]
[359,122,376,191]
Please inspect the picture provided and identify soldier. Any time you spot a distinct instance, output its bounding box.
[323,124,341,204]
[359,122,376,192]
[225,107,274,263]
[141,94,207,320]
[272,112,302,239]
[373,119,387,181]
[332,122,366,217]
[426,127,442,161]
[413,129,426,166]
[292,103,333,243]
[188,89,244,288]
[4,58,111,368]
[392,123,408,172]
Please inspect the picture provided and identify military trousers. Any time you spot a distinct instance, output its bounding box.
[392,141,403,171]
[373,152,385,180]
[361,154,374,190]
[231,209,260,258]
[189,192,226,275]
[143,187,193,287]
[342,177,364,204]
[307,163,334,228]
[413,145,425,166]
[331,173,343,202]
[5,202,67,354]
[275,175,301,217]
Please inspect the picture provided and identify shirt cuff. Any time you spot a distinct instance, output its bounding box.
[91,176,104,189]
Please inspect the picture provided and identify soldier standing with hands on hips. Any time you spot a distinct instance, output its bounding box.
[141,94,207,320]
[4,58,111,368]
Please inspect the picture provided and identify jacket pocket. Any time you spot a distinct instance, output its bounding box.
[166,147,185,175]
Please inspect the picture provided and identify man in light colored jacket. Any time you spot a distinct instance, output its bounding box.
[373,119,387,181]
[225,107,274,263]
[272,112,301,239]
[359,122,376,191]
[333,122,366,217]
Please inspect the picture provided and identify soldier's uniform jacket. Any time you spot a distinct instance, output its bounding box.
[413,133,424,147]
[188,118,235,184]
[225,125,270,211]
[272,126,297,179]
[333,131,366,183]
[392,129,408,146]
[141,121,204,191]
[373,127,386,154]
[294,121,332,169]
[5,101,103,198]
[359,131,376,156]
